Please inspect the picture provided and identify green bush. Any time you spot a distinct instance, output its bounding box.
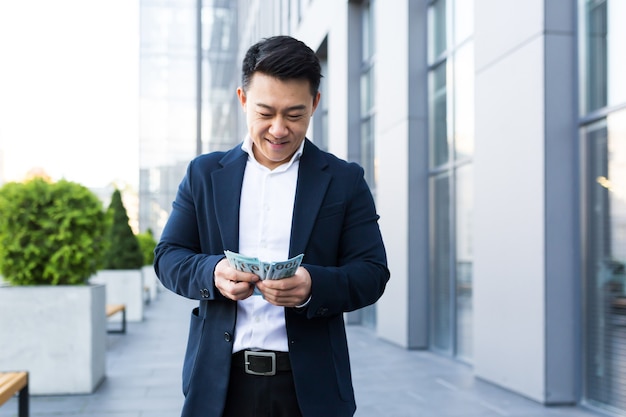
[102,189,144,269]
[136,228,157,266]
[0,178,107,285]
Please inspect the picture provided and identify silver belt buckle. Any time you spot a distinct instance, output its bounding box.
[244,351,276,376]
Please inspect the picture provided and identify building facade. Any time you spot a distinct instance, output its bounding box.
[138,0,626,415]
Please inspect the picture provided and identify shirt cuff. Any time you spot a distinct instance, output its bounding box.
[295,295,312,309]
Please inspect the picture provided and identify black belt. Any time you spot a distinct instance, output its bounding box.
[232,350,291,376]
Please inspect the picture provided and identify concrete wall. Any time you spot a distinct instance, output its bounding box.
[374,0,430,349]
[473,0,578,404]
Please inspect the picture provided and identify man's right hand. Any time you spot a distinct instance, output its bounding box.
[214,258,259,300]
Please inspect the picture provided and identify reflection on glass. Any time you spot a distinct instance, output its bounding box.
[454,43,474,160]
[313,57,329,151]
[428,0,447,63]
[360,69,374,117]
[359,0,377,329]
[360,0,376,191]
[455,165,473,362]
[583,109,626,413]
[361,0,375,60]
[430,63,449,167]
[360,118,376,189]
[581,0,626,114]
[427,0,474,361]
[583,0,608,113]
[432,174,452,353]
[606,0,626,106]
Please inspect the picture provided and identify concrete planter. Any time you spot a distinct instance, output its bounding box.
[0,284,106,395]
[92,269,144,322]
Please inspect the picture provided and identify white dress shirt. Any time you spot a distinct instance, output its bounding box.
[232,135,303,353]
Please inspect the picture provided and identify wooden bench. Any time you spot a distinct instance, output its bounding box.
[106,303,127,334]
[0,371,29,417]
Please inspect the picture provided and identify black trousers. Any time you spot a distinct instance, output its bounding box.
[222,365,303,417]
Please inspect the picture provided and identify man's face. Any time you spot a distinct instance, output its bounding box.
[237,72,320,170]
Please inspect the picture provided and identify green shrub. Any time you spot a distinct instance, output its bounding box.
[0,178,107,285]
[102,189,144,269]
[136,228,157,266]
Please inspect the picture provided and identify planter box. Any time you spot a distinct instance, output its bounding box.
[0,284,106,395]
[92,269,144,322]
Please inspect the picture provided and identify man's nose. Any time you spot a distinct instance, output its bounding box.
[269,118,288,138]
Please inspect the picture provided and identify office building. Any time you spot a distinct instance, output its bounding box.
[138,0,626,414]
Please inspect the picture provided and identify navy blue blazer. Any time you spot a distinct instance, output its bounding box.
[154,139,389,417]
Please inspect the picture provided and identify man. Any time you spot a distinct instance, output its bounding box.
[154,35,389,417]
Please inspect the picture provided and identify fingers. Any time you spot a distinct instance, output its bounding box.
[257,267,311,307]
[215,259,258,300]
[214,261,311,306]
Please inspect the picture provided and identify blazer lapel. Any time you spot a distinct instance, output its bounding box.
[290,140,330,257]
[211,147,248,252]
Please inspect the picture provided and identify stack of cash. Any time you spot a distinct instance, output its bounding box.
[224,250,304,280]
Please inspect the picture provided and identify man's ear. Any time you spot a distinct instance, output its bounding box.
[236,87,247,110]
[311,91,321,113]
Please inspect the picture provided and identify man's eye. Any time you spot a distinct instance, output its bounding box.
[258,113,272,118]
[288,114,303,120]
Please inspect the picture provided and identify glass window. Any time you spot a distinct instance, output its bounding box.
[313,54,329,151]
[428,0,447,63]
[360,116,376,188]
[360,66,375,117]
[427,0,474,362]
[455,164,473,361]
[583,109,626,413]
[580,0,626,114]
[362,1,375,61]
[359,0,377,328]
[454,43,474,160]
[606,1,626,106]
[360,0,377,191]
[429,62,449,168]
[431,173,452,353]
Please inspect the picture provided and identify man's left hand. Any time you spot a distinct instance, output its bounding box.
[256,266,311,307]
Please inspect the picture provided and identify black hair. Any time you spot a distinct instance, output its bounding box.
[241,35,322,97]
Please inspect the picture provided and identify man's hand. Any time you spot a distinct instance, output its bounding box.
[256,266,311,307]
[214,258,259,300]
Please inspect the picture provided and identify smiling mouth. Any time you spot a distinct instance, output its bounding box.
[266,138,288,145]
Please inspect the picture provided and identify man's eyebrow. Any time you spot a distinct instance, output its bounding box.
[255,103,307,112]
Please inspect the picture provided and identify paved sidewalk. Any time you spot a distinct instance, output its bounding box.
[1,290,605,417]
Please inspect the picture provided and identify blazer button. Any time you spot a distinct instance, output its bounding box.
[201,289,209,298]
[224,332,232,342]
[316,307,328,316]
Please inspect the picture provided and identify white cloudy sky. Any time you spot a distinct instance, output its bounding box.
[0,0,140,189]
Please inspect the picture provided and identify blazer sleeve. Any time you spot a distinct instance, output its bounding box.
[153,158,226,301]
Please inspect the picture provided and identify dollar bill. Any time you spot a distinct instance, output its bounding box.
[266,254,304,279]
